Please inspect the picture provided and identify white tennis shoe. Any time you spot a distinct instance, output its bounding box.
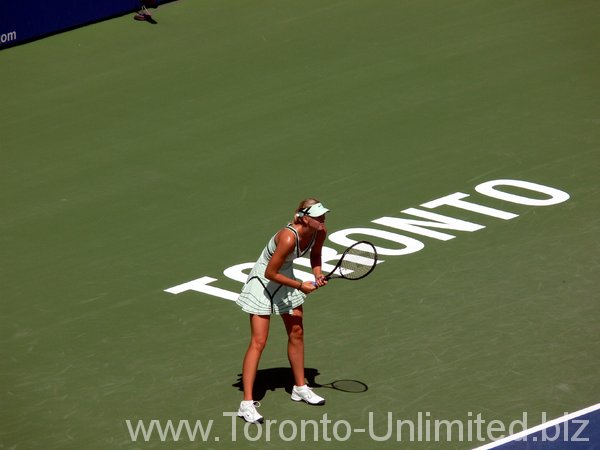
[237,400,264,423]
[291,385,326,405]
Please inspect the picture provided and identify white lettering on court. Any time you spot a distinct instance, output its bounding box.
[165,179,570,301]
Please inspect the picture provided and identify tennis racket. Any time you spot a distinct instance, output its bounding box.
[314,241,378,284]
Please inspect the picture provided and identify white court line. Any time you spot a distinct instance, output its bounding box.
[472,403,600,450]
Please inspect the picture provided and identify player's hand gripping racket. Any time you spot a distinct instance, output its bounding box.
[314,241,378,286]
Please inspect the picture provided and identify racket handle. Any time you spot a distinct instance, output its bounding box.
[312,276,330,287]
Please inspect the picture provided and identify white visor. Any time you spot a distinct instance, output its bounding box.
[298,202,330,218]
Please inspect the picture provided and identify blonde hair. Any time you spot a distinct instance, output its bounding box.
[293,198,320,224]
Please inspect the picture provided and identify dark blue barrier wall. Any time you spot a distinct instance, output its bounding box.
[0,0,168,49]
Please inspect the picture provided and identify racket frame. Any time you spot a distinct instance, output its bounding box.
[324,240,378,281]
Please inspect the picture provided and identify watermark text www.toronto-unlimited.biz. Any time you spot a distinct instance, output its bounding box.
[125,411,590,443]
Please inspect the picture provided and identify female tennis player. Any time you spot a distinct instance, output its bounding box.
[236,198,330,423]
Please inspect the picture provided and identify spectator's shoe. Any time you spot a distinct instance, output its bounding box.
[134,6,156,23]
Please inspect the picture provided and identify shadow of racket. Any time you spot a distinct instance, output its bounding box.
[311,379,369,393]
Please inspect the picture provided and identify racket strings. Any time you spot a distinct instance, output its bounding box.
[338,245,377,280]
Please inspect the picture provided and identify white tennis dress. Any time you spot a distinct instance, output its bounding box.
[236,224,316,315]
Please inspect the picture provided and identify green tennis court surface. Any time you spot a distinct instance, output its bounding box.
[2,1,599,448]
